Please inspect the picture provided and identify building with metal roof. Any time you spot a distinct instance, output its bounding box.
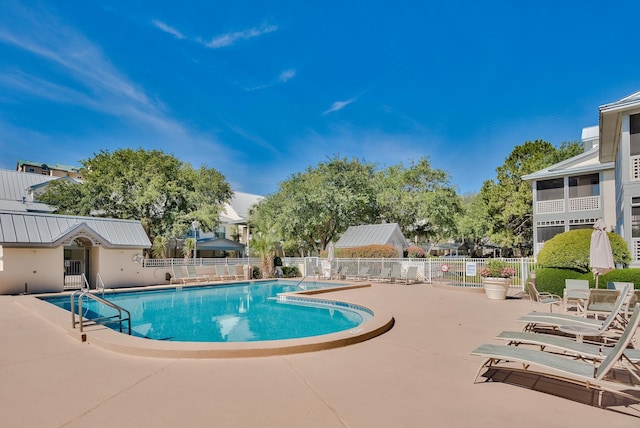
[0,211,151,294]
[335,223,408,256]
[16,159,83,180]
[0,169,60,213]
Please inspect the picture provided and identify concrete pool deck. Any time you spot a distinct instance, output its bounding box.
[1,283,638,427]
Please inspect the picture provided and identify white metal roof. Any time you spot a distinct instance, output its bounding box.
[335,223,408,248]
[0,211,151,248]
[0,169,58,202]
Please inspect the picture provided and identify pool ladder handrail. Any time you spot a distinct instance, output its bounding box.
[70,288,131,335]
[96,272,105,297]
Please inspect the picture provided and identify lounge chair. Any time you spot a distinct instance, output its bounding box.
[355,266,370,281]
[387,265,402,283]
[344,265,361,280]
[608,282,638,320]
[215,264,235,281]
[370,267,391,282]
[525,281,562,312]
[399,266,419,284]
[516,286,628,342]
[583,289,620,319]
[233,265,246,280]
[170,266,195,284]
[471,304,640,405]
[186,264,209,282]
[563,279,589,312]
[625,289,640,319]
[494,330,640,363]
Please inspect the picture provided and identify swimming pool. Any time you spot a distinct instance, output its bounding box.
[41,280,372,342]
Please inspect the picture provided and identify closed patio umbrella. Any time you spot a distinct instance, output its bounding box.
[589,218,615,288]
[327,241,335,263]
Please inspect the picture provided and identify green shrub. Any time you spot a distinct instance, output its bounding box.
[535,267,639,295]
[281,266,300,277]
[335,244,399,258]
[537,229,630,273]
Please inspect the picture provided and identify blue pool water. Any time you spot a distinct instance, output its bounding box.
[41,280,370,342]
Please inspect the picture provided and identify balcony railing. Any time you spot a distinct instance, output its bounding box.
[568,195,600,211]
[536,196,600,214]
[536,199,564,214]
[631,155,640,180]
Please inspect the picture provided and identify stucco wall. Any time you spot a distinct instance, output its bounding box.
[92,248,165,288]
[0,247,64,294]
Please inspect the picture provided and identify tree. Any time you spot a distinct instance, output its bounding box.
[252,156,378,255]
[455,193,492,256]
[182,238,195,259]
[249,226,280,278]
[480,140,582,256]
[39,148,233,243]
[152,236,169,259]
[375,157,461,243]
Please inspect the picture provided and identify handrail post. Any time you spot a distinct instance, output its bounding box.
[78,294,84,333]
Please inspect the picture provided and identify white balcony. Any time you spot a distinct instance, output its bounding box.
[536,196,600,214]
[536,199,564,214]
[568,195,600,212]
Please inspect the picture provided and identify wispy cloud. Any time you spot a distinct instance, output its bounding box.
[279,69,296,82]
[204,24,278,48]
[244,69,297,91]
[322,98,356,115]
[151,19,185,39]
[0,2,229,161]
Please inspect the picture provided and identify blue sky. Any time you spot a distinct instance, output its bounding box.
[1,1,638,196]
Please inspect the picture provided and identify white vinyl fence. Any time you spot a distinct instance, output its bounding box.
[142,256,536,290]
[304,257,536,290]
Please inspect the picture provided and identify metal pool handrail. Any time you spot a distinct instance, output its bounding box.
[70,290,131,334]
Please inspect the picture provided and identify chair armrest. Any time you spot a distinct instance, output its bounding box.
[539,292,561,300]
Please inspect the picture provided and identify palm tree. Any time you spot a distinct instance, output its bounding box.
[249,227,279,278]
[152,236,168,259]
[182,238,196,260]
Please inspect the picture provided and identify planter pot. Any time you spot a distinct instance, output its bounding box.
[482,277,511,300]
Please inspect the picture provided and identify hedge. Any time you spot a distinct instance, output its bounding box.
[331,244,399,258]
[537,229,630,273]
[534,267,640,296]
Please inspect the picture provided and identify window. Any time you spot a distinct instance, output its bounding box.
[568,174,599,198]
[536,178,563,201]
[537,225,565,243]
[631,113,640,156]
[633,196,640,238]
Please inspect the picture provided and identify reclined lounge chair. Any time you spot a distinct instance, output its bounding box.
[186,264,209,282]
[170,265,196,284]
[471,304,640,406]
[494,330,640,363]
[399,266,419,284]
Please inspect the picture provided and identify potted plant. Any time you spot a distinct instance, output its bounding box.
[480,260,516,300]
